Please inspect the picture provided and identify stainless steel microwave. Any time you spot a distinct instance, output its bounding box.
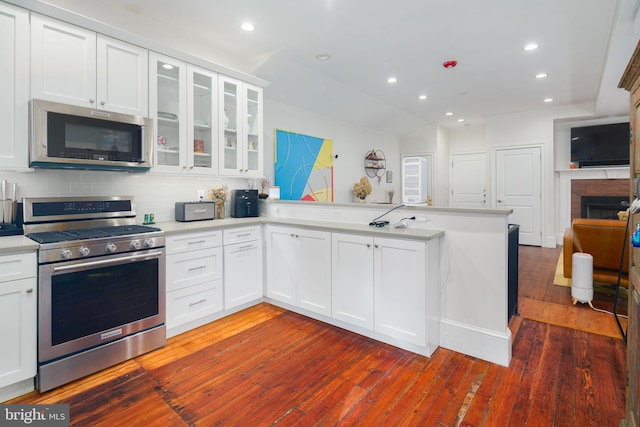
[30,99,153,171]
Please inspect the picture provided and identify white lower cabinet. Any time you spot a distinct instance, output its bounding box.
[165,231,223,335]
[224,226,263,309]
[265,225,331,316]
[0,252,37,393]
[332,233,375,330]
[332,233,427,346]
[373,237,426,346]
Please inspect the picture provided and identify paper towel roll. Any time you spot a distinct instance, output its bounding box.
[572,252,593,303]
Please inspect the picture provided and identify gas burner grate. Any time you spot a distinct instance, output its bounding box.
[27,225,161,244]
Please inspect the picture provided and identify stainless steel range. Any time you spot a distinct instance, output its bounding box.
[23,196,166,392]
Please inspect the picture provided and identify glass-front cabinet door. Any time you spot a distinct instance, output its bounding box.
[244,84,263,176]
[188,66,217,174]
[150,53,187,172]
[219,76,242,175]
[219,76,263,177]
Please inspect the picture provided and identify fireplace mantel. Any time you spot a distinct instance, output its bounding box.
[557,166,630,244]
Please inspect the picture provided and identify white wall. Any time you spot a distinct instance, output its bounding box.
[400,102,610,248]
[263,98,402,204]
[0,169,251,223]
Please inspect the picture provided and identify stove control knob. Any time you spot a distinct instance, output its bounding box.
[143,239,154,248]
[106,243,117,253]
[78,246,91,257]
[130,240,142,250]
[60,249,72,259]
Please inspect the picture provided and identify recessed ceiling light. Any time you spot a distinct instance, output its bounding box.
[535,73,547,79]
[418,94,427,100]
[457,118,465,122]
[446,112,453,116]
[387,76,398,84]
[316,53,331,61]
[544,98,553,103]
[162,63,174,70]
[241,22,255,32]
[523,43,539,51]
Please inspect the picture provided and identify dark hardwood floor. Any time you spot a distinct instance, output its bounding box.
[8,246,628,426]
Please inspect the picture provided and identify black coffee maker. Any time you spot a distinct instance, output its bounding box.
[231,189,259,218]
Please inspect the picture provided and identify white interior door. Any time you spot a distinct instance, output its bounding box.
[450,152,486,207]
[496,146,542,246]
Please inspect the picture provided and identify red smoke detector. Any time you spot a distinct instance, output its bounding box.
[443,60,458,69]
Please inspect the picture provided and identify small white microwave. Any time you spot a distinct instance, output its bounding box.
[30,99,154,172]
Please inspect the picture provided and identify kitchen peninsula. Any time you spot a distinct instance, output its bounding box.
[159,200,513,367]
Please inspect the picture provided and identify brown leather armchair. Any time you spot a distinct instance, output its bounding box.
[563,218,629,288]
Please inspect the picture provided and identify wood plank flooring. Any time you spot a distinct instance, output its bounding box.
[8,246,628,426]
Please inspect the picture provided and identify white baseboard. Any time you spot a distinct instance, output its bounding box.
[440,318,512,366]
[0,378,34,402]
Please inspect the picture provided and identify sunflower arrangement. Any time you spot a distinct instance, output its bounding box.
[353,177,372,200]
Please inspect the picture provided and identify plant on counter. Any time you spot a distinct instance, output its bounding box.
[208,184,229,219]
[207,185,229,204]
[353,176,372,201]
[259,178,270,199]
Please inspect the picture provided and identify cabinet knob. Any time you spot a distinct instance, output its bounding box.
[100,100,105,106]
[290,233,295,237]
[89,98,95,104]
[26,288,33,293]
[367,243,371,248]
[374,244,379,248]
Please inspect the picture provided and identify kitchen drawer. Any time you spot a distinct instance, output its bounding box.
[166,230,222,255]
[166,279,223,329]
[223,225,261,245]
[166,247,222,292]
[0,252,37,283]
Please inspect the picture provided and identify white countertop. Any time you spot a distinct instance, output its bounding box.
[0,235,40,254]
[158,216,443,241]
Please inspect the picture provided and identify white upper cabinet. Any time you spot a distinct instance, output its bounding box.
[0,2,29,169]
[150,53,219,174]
[96,35,149,116]
[150,53,187,172]
[31,15,148,116]
[219,76,263,177]
[187,66,218,174]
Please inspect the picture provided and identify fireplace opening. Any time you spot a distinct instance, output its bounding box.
[581,195,628,219]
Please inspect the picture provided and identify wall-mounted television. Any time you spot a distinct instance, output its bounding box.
[570,122,630,167]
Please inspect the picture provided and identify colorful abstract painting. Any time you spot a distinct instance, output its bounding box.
[274,129,333,201]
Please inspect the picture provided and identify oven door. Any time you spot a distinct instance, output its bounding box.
[38,248,165,363]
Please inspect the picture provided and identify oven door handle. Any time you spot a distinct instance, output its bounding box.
[52,251,164,272]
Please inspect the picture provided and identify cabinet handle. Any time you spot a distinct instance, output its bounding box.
[237,233,251,237]
[236,244,254,251]
[26,288,33,293]
[188,240,207,245]
[188,265,207,272]
[188,299,207,307]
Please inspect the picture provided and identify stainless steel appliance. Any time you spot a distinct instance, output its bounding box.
[30,99,154,171]
[231,189,259,218]
[23,196,166,392]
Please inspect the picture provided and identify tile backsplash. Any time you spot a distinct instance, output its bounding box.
[0,169,255,223]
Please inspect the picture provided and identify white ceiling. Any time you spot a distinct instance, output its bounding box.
[35,0,640,135]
